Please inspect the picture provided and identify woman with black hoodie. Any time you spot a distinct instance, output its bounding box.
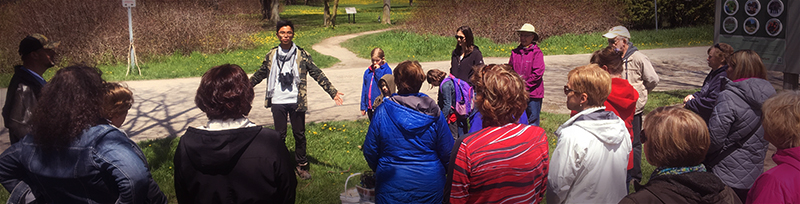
[174,64,297,204]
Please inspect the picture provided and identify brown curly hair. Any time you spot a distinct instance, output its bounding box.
[32,65,105,150]
[195,64,254,120]
[471,64,529,127]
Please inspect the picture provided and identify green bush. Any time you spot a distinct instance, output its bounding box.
[620,0,714,29]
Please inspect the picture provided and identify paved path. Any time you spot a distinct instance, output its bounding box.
[0,29,784,155]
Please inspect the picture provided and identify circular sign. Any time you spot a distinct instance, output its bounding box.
[744,17,759,35]
[745,0,761,16]
[724,0,739,15]
[723,17,738,34]
[766,18,783,36]
[767,0,784,17]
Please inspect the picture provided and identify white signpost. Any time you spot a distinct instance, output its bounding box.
[346,7,357,23]
[123,0,141,75]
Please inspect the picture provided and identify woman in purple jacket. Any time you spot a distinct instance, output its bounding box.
[509,23,545,126]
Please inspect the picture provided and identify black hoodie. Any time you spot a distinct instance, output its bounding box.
[174,126,297,204]
[619,172,741,204]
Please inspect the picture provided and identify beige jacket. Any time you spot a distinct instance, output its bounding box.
[623,51,659,114]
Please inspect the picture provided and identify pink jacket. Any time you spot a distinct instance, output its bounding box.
[747,146,800,204]
[509,44,545,99]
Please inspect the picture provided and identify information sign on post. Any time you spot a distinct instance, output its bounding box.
[346,7,356,23]
[123,0,135,7]
[714,0,797,88]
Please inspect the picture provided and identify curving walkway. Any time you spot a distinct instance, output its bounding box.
[0,28,782,154]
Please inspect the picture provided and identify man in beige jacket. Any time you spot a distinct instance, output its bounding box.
[604,26,659,187]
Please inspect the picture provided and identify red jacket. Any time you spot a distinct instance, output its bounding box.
[571,78,638,169]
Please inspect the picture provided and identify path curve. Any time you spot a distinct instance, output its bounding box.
[0,29,784,153]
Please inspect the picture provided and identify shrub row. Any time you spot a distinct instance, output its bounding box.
[0,0,262,74]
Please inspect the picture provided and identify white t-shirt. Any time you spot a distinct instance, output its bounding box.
[272,48,299,104]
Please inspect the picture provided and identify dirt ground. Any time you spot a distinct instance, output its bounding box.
[0,29,785,170]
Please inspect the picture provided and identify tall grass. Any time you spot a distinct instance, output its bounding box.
[342,25,713,62]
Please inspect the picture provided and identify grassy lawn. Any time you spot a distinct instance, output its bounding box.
[0,2,412,87]
[0,89,697,203]
[341,25,713,63]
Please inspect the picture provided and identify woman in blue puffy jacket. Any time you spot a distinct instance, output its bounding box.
[363,60,454,203]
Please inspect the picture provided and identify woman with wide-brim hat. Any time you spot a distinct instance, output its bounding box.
[509,23,546,126]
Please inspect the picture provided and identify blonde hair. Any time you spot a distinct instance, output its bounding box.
[371,47,385,59]
[728,49,767,80]
[762,91,800,149]
[567,64,611,106]
[472,64,528,127]
[644,106,710,167]
[101,82,133,120]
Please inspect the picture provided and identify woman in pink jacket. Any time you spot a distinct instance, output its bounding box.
[747,91,800,203]
[509,23,545,126]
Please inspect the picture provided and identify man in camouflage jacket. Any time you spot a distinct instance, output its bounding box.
[250,20,344,180]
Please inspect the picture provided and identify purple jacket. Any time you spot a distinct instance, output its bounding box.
[509,44,545,99]
[747,146,800,204]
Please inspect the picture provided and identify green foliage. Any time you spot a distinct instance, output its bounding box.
[621,0,714,29]
[343,25,713,62]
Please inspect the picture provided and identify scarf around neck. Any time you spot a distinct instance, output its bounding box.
[267,43,300,98]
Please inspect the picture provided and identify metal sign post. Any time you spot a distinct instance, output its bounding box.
[123,0,141,76]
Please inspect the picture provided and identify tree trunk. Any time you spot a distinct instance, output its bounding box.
[304,0,309,5]
[409,0,412,6]
[381,0,391,24]
[323,0,339,27]
[270,0,280,24]
[261,0,270,20]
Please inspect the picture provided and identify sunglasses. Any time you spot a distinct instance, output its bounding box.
[713,43,722,50]
[455,35,465,40]
[563,85,576,95]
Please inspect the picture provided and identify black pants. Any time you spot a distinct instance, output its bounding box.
[271,103,307,165]
[367,109,375,121]
[628,113,643,182]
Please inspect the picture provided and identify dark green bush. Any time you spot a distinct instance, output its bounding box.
[620,0,714,29]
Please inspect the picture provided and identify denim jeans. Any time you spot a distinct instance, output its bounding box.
[526,98,543,126]
[271,103,308,165]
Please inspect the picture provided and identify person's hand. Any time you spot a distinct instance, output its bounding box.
[334,92,345,105]
[683,94,695,103]
[361,110,366,116]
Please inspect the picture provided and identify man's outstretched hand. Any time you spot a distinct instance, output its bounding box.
[334,92,345,105]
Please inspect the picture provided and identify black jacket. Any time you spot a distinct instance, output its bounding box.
[2,65,45,143]
[174,126,297,204]
[685,65,728,122]
[450,46,483,85]
[619,172,741,204]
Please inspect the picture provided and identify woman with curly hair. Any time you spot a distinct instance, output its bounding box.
[447,64,549,203]
[0,65,166,203]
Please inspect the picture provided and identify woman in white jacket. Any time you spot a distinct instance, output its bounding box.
[547,64,632,204]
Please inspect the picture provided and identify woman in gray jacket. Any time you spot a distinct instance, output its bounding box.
[706,50,775,202]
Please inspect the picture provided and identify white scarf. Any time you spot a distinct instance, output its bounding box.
[200,117,257,131]
[267,43,300,98]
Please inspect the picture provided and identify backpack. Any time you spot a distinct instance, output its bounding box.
[441,75,473,116]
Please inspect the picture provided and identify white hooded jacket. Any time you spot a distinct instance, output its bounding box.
[547,107,632,204]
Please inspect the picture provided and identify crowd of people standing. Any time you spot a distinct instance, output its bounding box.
[0,19,798,204]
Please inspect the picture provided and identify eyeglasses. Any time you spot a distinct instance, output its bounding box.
[563,85,576,95]
[455,35,465,40]
[278,31,294,36]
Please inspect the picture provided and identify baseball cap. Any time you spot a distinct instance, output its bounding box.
[19,33,60,56]
[603,26,631,39]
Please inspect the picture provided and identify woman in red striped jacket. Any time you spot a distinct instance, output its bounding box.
[446,64,549,204]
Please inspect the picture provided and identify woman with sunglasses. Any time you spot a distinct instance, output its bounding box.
[547,64,631,204]
[450,26,484,85]
[620,106,740,203]
[684,43,735,122]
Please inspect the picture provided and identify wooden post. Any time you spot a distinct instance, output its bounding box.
[784,73,799,90]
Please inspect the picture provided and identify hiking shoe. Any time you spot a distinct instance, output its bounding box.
[296,165,311,180]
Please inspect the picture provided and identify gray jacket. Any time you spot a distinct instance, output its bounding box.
[707,78,775,189]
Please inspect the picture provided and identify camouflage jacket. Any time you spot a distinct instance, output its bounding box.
[250,45,338,112]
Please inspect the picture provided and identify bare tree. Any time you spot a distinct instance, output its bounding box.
[381,0,390,24]
[261,0,281,23]
[409,0,413,6]
[270,0,280,23]
[323,0,340,27]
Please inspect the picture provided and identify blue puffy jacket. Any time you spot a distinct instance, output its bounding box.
[363,93,454,203]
